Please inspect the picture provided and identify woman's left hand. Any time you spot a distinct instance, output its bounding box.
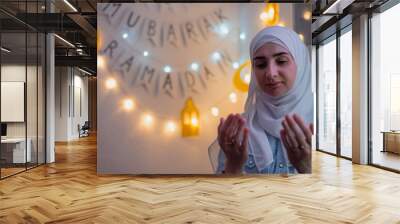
[280,113,313,173]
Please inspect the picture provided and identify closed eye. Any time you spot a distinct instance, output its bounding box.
[255,62,267,69]
[277,60,288,65]
[276,56,289,65]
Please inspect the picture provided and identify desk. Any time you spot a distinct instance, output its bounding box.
[381,131,400,154]
[1,138,31,163]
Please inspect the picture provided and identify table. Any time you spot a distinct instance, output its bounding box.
[1,138,31,163]
[381,131,400,154]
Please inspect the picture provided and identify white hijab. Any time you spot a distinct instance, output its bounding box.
[245,26,313,171]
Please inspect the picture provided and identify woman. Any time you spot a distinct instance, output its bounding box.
[213,26,313,174]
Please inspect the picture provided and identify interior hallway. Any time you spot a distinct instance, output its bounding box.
[0,134,400,223]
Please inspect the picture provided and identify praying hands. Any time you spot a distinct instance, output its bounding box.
[280,113,313,173]
[217,114,249,174]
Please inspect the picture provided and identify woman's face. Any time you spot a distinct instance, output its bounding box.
[253,42,297,97]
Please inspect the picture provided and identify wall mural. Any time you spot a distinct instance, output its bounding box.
[97,3,268,137]
[96,3,309,174]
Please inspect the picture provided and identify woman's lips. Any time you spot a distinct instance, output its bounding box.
[266,82,283,89]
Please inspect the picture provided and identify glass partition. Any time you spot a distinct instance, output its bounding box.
[27,30,38,170]
[1,30,28,178]
[0,1,46,179]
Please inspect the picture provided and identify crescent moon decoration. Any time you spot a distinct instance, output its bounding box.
[261,3,280,27]
[232,60,251,92]
[97,30,103,49]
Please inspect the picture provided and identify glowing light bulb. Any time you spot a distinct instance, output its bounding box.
[164,65,172,73]
[267,8,275,19]
[122,33,128,39]
[191,63,199,71]
[232,62,239,69]
[239,32,246,40]
[122,98,135,111]
[212,52,221,62]
[143,51,149,57]
[278,22,285,27]
[97,56,105,69]
[165,121,177,133]
[105,77,117,90]
[299,34,304,41]
[219,24,229,35]
[260,12,269,21]
[244,73,251,84]
[260,8,275,22]
[211,107,219,117]
[142,114,154,127]
[303,11,311,21]
[191,117,199,127]
[229,92,237,103]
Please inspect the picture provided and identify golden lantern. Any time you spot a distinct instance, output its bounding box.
[181,97,200,137]
[260,3,280,26]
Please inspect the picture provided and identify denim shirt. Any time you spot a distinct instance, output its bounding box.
[216,133,297,174]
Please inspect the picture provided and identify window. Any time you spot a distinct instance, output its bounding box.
[340,28,352,158]
[317,36,337,155]
[371,2,400,171]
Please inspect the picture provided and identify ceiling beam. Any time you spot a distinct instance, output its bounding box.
[55,55,96,70]
[66,13,96,45]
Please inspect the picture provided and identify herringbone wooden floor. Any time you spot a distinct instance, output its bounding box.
[1,134,400,224]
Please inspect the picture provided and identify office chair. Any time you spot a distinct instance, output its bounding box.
[79,121,90,138]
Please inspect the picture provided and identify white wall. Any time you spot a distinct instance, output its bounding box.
[71,73,89,138]
[55,67,89,141]
[1,65,37,138]
[55,67,69,141]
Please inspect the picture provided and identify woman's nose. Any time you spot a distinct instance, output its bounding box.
[265,63,278,80]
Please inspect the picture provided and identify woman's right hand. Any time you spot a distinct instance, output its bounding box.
[217,114,249,174]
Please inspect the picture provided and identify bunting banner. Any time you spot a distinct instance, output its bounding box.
[98,3,241,100]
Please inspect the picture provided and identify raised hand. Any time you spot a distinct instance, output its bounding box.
[217,114,249,174]
[280,113,313,173]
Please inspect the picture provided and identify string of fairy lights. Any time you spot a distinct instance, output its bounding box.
[99,55,246,136]
[98,4,312,137]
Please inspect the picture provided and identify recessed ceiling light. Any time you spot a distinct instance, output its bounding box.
[1,47,11,53]
[54,34,75,48]
[78,67,92,76]
[63,0,78,12]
